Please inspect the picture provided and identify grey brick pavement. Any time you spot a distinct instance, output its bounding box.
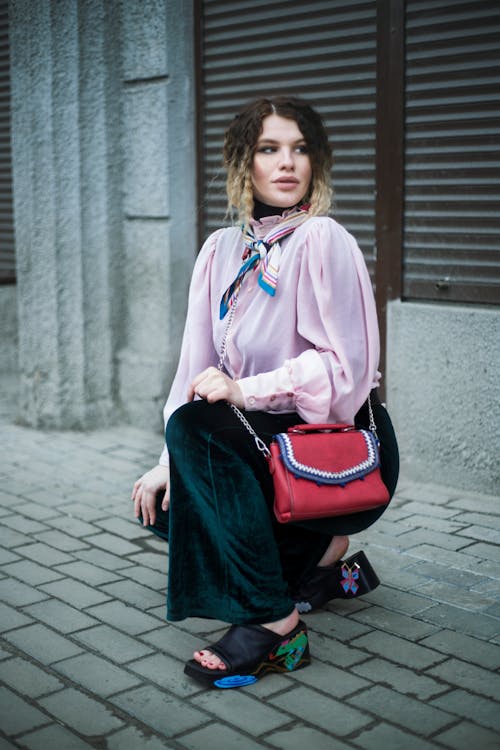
[0,378,499,749]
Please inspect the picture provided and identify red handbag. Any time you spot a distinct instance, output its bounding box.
[268,423,390,523]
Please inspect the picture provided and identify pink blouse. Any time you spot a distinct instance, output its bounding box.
[159,215,380,466]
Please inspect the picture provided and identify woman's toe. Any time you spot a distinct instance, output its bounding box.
[205,654,225,670]
[194,649,209,664]
[194,649,226,670]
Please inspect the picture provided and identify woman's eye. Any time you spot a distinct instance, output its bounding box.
[256,144,308,155]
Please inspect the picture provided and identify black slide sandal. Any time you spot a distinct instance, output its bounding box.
[184,620,310,688]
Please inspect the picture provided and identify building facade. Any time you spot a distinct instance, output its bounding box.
[2,0,499,492]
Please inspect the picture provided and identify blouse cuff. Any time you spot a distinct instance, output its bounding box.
[288,349,334,423]
[238,364,296,412]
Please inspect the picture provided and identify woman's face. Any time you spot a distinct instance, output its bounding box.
[251,114,312,208]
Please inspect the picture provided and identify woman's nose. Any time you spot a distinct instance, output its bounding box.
[278,148,294,169]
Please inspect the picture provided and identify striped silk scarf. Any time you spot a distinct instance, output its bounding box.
[219,204,310,319]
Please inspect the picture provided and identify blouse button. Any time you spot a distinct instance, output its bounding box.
[249,396,256,405]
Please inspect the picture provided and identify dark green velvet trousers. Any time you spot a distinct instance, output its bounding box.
[144,399,398,625]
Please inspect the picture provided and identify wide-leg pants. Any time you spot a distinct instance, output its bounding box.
[143,398,399,625]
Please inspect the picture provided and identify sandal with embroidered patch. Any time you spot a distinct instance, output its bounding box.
[293,550,380,614]
[184,619,310,688]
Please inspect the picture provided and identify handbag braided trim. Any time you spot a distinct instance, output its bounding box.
[276,429,380,485]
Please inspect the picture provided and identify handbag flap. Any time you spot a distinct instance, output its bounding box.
[275,428,380,485]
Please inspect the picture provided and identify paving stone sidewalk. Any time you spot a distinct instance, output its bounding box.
[0,379,499,749]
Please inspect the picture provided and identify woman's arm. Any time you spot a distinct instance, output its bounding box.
[237,218,380,424]
[157,229,223,465]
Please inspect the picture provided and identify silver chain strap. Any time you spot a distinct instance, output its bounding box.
[367,392,378,438]
[217,294,271,458]
[217,295,237,374]
[228,403,272,458]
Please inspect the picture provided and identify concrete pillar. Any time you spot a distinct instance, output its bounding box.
[9,0,123,428]
[9,0,197,431]
[117,0,197,429]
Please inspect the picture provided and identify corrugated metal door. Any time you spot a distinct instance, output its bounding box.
[404,0,500,304]
[199,0,378,276]
[0,0,14,284]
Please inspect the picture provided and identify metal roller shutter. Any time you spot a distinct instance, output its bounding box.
[199,0,378,276]
[0,0,14,284]
[404,0,500,304]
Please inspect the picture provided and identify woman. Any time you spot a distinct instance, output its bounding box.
[131,97,398,689]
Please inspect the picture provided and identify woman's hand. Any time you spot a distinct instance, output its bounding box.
[131,464,170,527]
[188,366,244,408]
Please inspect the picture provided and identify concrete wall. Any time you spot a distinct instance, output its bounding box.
[9,0,196,431]
[387,300,500,494]
[0,285,17,373]
[10,0,123,428]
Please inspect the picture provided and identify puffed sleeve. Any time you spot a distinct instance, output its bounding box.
[295,218,380,420]
[158,230,222,465]
[237,218,380,424]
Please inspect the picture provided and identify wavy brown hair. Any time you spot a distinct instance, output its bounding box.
[223,97,333,226]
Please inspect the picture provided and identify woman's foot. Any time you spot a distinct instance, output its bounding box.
[194,608,299,670]
[317,534,349,568]
[185,613,310,688]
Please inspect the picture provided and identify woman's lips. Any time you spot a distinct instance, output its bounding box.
[273,178,300,189]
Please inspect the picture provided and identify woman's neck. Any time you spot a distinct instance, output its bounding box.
[253,198,293,221]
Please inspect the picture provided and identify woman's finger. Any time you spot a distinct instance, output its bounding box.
[205,385,228,403]
[161,486,170,511]
[141,494,153,526]
[131,478,141,500]
[143,501,154,527]
[188,368,243,407]
[133,490,143,518]
[188,367,222,401]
